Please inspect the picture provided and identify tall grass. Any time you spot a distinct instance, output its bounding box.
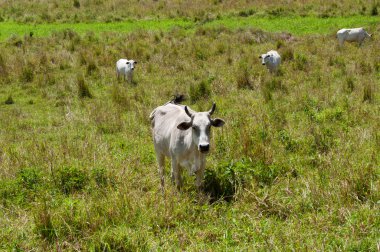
[0,3,379,251]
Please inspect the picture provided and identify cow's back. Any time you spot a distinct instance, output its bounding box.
[150,104,189,157]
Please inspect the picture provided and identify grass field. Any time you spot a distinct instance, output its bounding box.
[1,15,379,41]
[0,1,379,251]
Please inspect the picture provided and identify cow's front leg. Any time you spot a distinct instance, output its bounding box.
[171,158,183,190]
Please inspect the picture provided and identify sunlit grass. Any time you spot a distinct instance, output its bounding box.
[0,15,379,41]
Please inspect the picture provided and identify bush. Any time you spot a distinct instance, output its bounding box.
[189,77,212,103]
[363,82,374,103]
[91,167,109,187]
[17,167,42,190]
[73,0,80,8]
[34,203,56,243]
[281,47,294,61]
[236,61,252,89]
[204,159,287,202]
[294,53,308,71]
[4,95,14,104]
[57,166,88,194]
[371,4,378,16]
[21,66,34,82]
[77,75,93,98]
[0,53,7,78]
[86,61,98,75]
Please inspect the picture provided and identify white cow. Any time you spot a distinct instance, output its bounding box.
[259,50,281,73]
[116,59,137,83]
[337,28,372,47]
[150,100,225,191]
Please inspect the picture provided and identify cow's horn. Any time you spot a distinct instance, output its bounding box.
[209,103,216,115]
[184,106,193,118]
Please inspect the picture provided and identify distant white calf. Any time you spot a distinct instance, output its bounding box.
[259,50,281,74]
[337,28,372,47]
[116,59,137,83]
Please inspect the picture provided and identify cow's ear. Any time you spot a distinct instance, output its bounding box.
[211,118,225,127]
[134,61,138,64]
[177,121,192,130]
[259,55,262,59]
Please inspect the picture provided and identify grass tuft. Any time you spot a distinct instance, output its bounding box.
[77,75,93,98]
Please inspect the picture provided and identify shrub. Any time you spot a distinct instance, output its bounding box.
[86,61,98,75]
[236,61,252,89]
[294,53,308,71]
[204,159,287,202]
[346,76,355,92]
[17,167,42,190]
[21,66,34,82]
[4,95,14,104]
[281,47,294,61]
[57,166,88,194]
[189,78,212,103]
[0,53,7,78]
[77,75,93,98]
[91,167,109,187]
[73,0,80,8]
[34,203,56,242]
[371,4,378,16]
[363,82,374,103]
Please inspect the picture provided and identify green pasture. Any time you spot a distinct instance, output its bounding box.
[0,15,379,41]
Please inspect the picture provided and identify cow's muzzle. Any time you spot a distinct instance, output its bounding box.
[199,144,210,153]
[262,63,265,65]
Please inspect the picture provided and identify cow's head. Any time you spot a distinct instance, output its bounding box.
[126,60,137,71]
[177,103,225,154]
[259,54,271,65]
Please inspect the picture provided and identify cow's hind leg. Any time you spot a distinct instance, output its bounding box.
[156,153,165,192]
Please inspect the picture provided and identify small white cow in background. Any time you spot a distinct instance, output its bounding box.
[150,99,225,191]
[337,28,372,47]
[116,59,137,83]
[259,50,281,74]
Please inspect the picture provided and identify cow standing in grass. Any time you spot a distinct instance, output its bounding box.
[337,28,372,47]
[116,59,137,83]
[259,50,281,74]
[150,98,225,191]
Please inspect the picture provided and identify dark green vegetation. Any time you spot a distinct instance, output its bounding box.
[0,1,379,251]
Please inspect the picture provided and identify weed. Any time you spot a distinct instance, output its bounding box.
[17,167,42,190]
[236,61,252,89]
[73,0,80,8]
[34,203,56,243]
[77,75,93,98]
[294,53,308,71]
[20,65,34,82]
[371,4,378,16]
[91,167,109,187]
[4,95,14,104]
[86,61,98,75]
[281,47,294,61]
[189,78,212,103]
[345,76,355,92]
[363,82,374,103]
[57,166,89,194]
